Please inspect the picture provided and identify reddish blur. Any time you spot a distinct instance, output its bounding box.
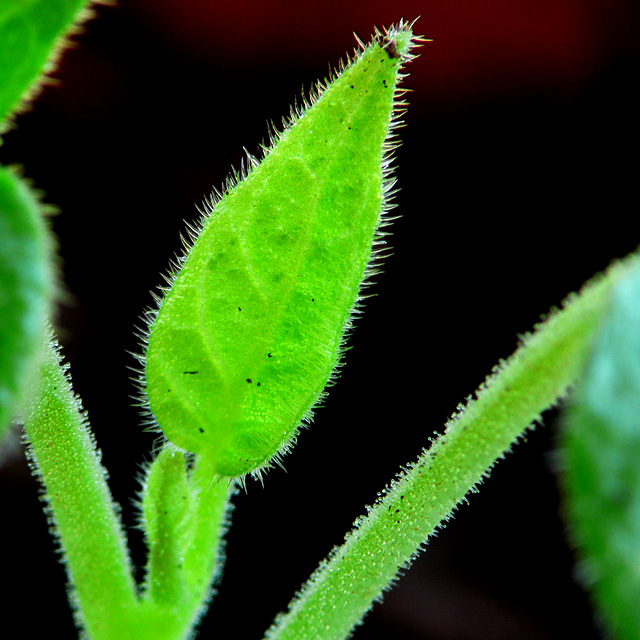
[131,0,640,108]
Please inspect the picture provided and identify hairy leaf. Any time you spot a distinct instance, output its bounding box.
[143,23,417,479]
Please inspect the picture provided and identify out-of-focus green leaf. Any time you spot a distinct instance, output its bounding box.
[0,0,94,131]
[561,260,640,640]
[0,166,52,440]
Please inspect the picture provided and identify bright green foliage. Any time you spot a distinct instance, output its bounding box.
[561,260,640,640]
[265,256,635,640]
[9,5,640,638]
[144,25,416,478]
[0,0,90,440]
[0,0,94,130]
[24,338,233,640]
[0,167,52,440]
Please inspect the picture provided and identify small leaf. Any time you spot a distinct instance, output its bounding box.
[143,23,418,479]
[141,445,196,604]
[140,448,233,633]
[0,166,52,440]
[0,0,94,131]
[561,260,640,640]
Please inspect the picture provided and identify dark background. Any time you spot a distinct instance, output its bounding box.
[1,1,640,638]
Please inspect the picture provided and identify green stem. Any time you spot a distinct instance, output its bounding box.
[264,255,638,640]
[24,335,140,640]
[25,336,233,640]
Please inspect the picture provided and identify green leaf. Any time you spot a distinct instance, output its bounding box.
[561,260,640,640]
[140,448,233,638]
[0,166,52,440]
[143,23,418,479]
[0,0,94,131]
[141,445,196,605]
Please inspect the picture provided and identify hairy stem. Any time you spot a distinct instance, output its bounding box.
[24,335,140,640]
[265,255,638,640]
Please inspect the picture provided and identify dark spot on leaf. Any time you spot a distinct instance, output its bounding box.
[246,378,252,384]
[382,79,388,87]
[381,36,400,59]
[257,382,261,387]
[267,353,272,358]
[238,306,242,311]
[183,371,199,375]
[199,427,204,434]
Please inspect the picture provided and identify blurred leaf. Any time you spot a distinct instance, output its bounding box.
[561,260,640,640]
[0,0,94,131]
[0,166,52,441]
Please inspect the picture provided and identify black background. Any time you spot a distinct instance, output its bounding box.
[1,1,640,638]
